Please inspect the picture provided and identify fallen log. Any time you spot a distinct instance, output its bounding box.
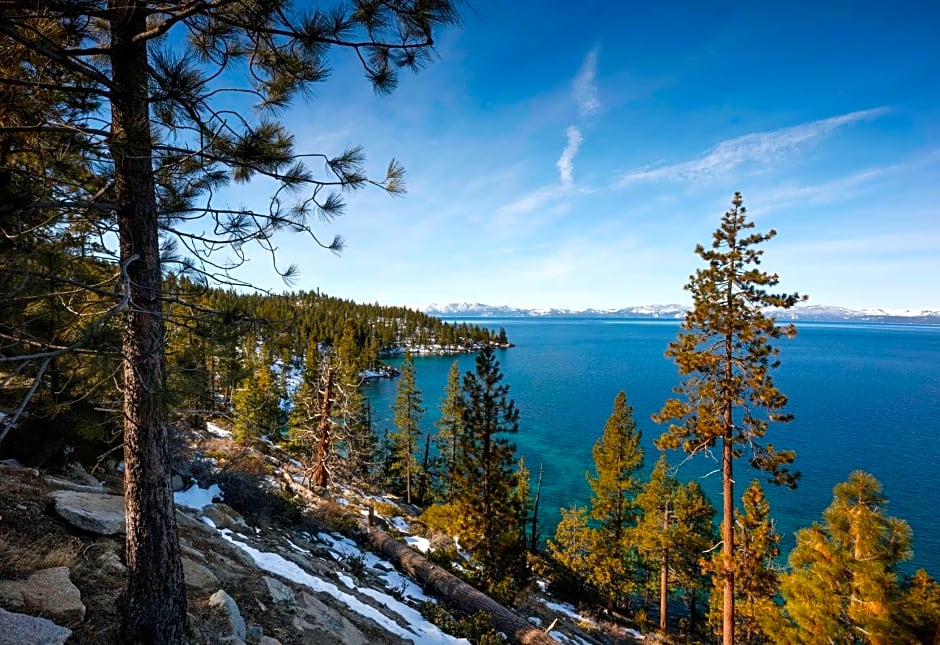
[279,471,554,644]
[362,524,556,645]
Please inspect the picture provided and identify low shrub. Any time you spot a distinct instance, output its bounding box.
[418,603,504,645]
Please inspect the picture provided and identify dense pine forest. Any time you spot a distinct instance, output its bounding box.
[0,269,507,462]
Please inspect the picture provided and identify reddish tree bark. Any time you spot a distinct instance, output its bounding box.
[109,1,186,640]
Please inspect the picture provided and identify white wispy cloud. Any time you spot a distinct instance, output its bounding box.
[493,48,602,226]
[556,126,583,186]
[499,184,570,218]
[754,149,940,214]
[617,107,889,186]
[573,45,601,118]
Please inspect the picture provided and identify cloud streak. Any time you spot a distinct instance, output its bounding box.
[617,107,889,186]
[573,46,601,118]
[556,126,583,186]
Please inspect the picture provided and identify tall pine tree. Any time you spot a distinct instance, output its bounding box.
[434,360,465,503]
[389,352,425,504]
[454,346,524,587]
[0,3,459,638]
[655,192,804,645]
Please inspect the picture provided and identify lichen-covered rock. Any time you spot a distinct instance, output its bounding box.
[51,490,125,535]
[0,567,85,626]
[0,607,72,645]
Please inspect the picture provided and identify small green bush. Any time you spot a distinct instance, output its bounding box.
[418,603,504,644]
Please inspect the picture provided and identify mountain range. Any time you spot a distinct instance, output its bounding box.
[423,303,940,325]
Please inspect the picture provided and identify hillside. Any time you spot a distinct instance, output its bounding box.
[0,421,643,645]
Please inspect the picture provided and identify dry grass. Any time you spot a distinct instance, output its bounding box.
[0,534,82,578]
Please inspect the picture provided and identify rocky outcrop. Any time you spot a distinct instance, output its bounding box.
[0,567,85,627]
[51,490,125,535]
[0,607,71,645]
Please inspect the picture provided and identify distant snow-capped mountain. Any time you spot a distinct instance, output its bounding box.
[423,303,689,318]
[423,303,940,324]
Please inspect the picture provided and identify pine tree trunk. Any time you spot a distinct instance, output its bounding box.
[109,1,186,640]
[660,504,670,633]
[723,284,736,645]
[313,366,333,488]
[722,427,735,645]
[530,462,542,552]
[418,432,431,504]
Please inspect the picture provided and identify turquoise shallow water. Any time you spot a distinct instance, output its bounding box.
[364,318,940,575]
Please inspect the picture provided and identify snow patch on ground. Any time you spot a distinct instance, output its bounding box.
[404,536,431,554]
[206,422,231,438]
[380,570,430,602]
[219,530,467,644]
[550,632,594,645]
[389,516,411,532]
[174,483,223,510]
[540,599,597,627]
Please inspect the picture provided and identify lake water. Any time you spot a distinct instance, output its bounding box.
[363,318,940,575]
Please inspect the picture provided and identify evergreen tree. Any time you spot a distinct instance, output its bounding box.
[389,353,425,504]
[634,455,716,635]
[454,346,524,587]
[777,471,913,644]
[587,391,646,609]
[902,569,940,643]
[514,456,534,550]
[435,360,465,502]
[655,192,805,645]
[338,393,379,486]
[588,392,644,534]
[232,362,282,444]
[707,480,781,644]
[547,506,595,594]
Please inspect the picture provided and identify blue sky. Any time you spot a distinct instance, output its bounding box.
[227,1,940,310]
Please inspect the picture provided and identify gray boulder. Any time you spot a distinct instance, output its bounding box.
[182,558,218,592]
[65,463,100,487]
[51,490,125,535]
[262,576,296,609]
[0,607,72,645]
[292,591,366,645]
[43,476,107,495]
[202,503,249,532]
[0,567,85,627]
[208,589,247,643]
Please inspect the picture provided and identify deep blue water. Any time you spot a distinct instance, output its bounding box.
[364,318,940,575]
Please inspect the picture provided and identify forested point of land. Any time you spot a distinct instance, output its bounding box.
[0,271,507,462]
